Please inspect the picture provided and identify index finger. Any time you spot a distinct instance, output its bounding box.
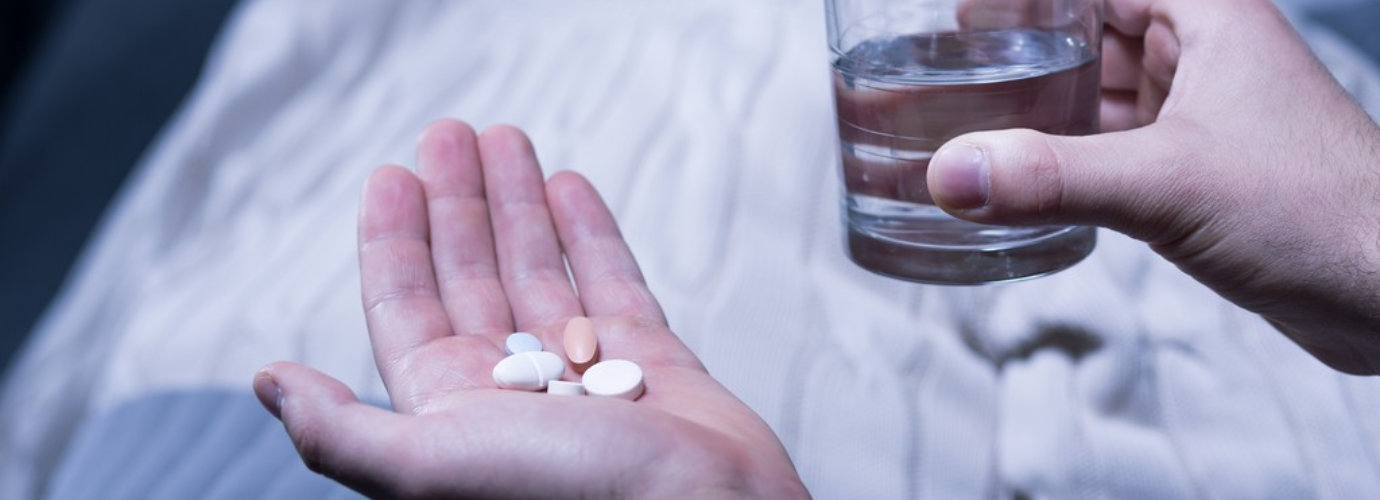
[957,0,1101,31]
[358,167,456,390]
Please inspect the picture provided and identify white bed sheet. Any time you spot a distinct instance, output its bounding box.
[5,1,1380,498]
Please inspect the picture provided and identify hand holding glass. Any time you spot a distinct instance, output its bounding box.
[828,0,1103,284]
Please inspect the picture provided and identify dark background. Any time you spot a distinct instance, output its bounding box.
[0,0,238,371]
[0,0,1377,374]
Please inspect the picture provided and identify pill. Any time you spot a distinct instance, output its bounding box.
[492,351,565,391]
[581,359,644,400]
[504,332,543,355]
[547,380,586,396]
[563,316,598,366]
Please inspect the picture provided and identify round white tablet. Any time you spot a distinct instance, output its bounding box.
[547,380,586,396]
[581,359,644,400]
[492,351,565,391]
[504,332,543,355]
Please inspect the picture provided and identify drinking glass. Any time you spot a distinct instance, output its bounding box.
[826,0,1103,284]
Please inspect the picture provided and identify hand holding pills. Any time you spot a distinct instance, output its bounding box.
[492,322,645,401]
[252,121,808,499]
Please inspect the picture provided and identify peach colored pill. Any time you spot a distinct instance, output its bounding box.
[563,316,598,365]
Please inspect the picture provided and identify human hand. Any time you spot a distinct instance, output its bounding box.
[930,0,1380,373]
[252,121,809,498]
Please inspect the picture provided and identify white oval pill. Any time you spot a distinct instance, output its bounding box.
[504,332,543,355]
[581,359,644,400]
[492,351,565,391]
[547,380,586,396]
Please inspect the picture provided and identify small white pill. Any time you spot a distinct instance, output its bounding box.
[492,351,565,391]
[504,332,543,355]
[581,359,644,401]
[547,380,586,396]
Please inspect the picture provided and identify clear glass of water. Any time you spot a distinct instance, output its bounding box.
[825,0,1103,284]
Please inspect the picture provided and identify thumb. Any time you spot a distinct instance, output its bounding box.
[926,127,1208,244]
[253,362,406,496]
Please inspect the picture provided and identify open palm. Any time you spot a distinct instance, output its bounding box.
[252,120,807,499]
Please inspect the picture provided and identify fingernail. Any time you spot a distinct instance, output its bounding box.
[254,371,284,419]
[931,143,990,209]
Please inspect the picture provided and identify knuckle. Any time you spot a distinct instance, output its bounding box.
[1030,134,1069,219]
[993,129,1067,222]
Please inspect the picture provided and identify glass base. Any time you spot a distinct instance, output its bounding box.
[844,202,1096,285]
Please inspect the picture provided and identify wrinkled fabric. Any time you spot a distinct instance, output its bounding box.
[4,1,1380,499]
